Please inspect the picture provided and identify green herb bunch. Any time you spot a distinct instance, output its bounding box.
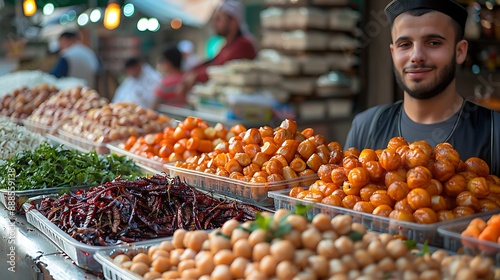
[0,142,143,190]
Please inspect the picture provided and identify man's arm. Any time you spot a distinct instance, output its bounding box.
[49,57,69,78]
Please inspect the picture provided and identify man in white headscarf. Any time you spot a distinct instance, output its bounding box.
[179,0,257,94]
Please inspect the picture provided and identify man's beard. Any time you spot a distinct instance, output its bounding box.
[394,55,456,100]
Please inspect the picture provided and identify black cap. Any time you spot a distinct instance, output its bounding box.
[384,0,468,33]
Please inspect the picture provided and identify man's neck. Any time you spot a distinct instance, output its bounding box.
[403,88,464,124]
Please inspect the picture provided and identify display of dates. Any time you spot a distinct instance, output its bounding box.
[59,102,172,143]
[0,84,58,120]
[25,86,108,126]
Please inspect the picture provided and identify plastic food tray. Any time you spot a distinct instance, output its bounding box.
[55,129,110,154]
[268,189,500,248]
[94,240,169,280]
[22,196,172,272]
[22,119,59,135]
[106,142,166,173]
[164,163,318,207]
[437,216,500,265]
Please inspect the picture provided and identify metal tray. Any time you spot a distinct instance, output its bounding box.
[23,195,172,272]
[268,189,500,248]
[106,141,167,173]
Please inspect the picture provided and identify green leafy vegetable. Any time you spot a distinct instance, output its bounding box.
[405,239,418,251]
[294,203,313,218]
[0,143,143,190]
[347,230,364,241]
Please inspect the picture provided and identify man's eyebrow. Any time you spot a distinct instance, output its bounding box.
[394,34,446,44]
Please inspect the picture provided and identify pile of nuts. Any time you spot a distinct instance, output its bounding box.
[26,86,108,126]
[60,102,172,143]
[0,84,58,120]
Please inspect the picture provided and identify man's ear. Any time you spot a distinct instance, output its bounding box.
[390,43,394,57]
[456,39,468,64]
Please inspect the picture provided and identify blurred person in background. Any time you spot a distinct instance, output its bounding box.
[179,0,257,95]
[112,57,161,109]
[155,44,186,108]
[50,31,100,88]
[178,40,200,71]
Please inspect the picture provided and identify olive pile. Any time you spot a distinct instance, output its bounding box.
[290,137,500,224]
[108,210,499,280]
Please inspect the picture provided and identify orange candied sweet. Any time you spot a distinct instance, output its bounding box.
[478,199,500,212]
[348,167,370,189]
[289,186,305,198]
[444,174,467,197]
[372,204,393,217]
[389,210,415,222]
[342,195,361,209]
[360,184,379,202]
[432,159,456,182]
[407,188,431,211]
[331,166,348,187]
[297,190,324,203]
[369,190,394,208]
[467,177,490,199]
[387,136,409,152]
[413,208,438,224]
[437,210,456,222]
[455,191,480,211]
[365,160,385,182]
[343,147,360,158]
[387,181,410,201]
[464,157,490,178]
[453,206,476,218]
[353,201,375,214]
[406,166,432,189]
[358,149,378,166]
[379,149,401,171]
[321,194,343,207]
[404,146,431,169]
[430,195,448,212]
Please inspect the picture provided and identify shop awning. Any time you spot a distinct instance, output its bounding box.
[129,0,222,27]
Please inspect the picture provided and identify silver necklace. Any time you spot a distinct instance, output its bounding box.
[397,99,466,143]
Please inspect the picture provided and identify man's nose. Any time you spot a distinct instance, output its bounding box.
[410,44,425,64]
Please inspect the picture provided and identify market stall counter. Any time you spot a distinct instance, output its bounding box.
[0,207,100,280]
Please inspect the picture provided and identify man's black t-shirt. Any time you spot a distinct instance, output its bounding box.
[345,100,500,176]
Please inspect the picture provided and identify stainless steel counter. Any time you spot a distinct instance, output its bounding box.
[0,207,100,280]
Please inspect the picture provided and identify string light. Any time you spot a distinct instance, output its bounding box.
[104,1,121,30]
[23,0,37,17]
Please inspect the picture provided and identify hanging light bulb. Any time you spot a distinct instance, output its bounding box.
[103,1,121,30]
[23,0,37,17]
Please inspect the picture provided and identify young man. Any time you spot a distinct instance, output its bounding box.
[344,0,499,175]
[179,0,257,95]
[50,31,100,88]
[112,57,161,109]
